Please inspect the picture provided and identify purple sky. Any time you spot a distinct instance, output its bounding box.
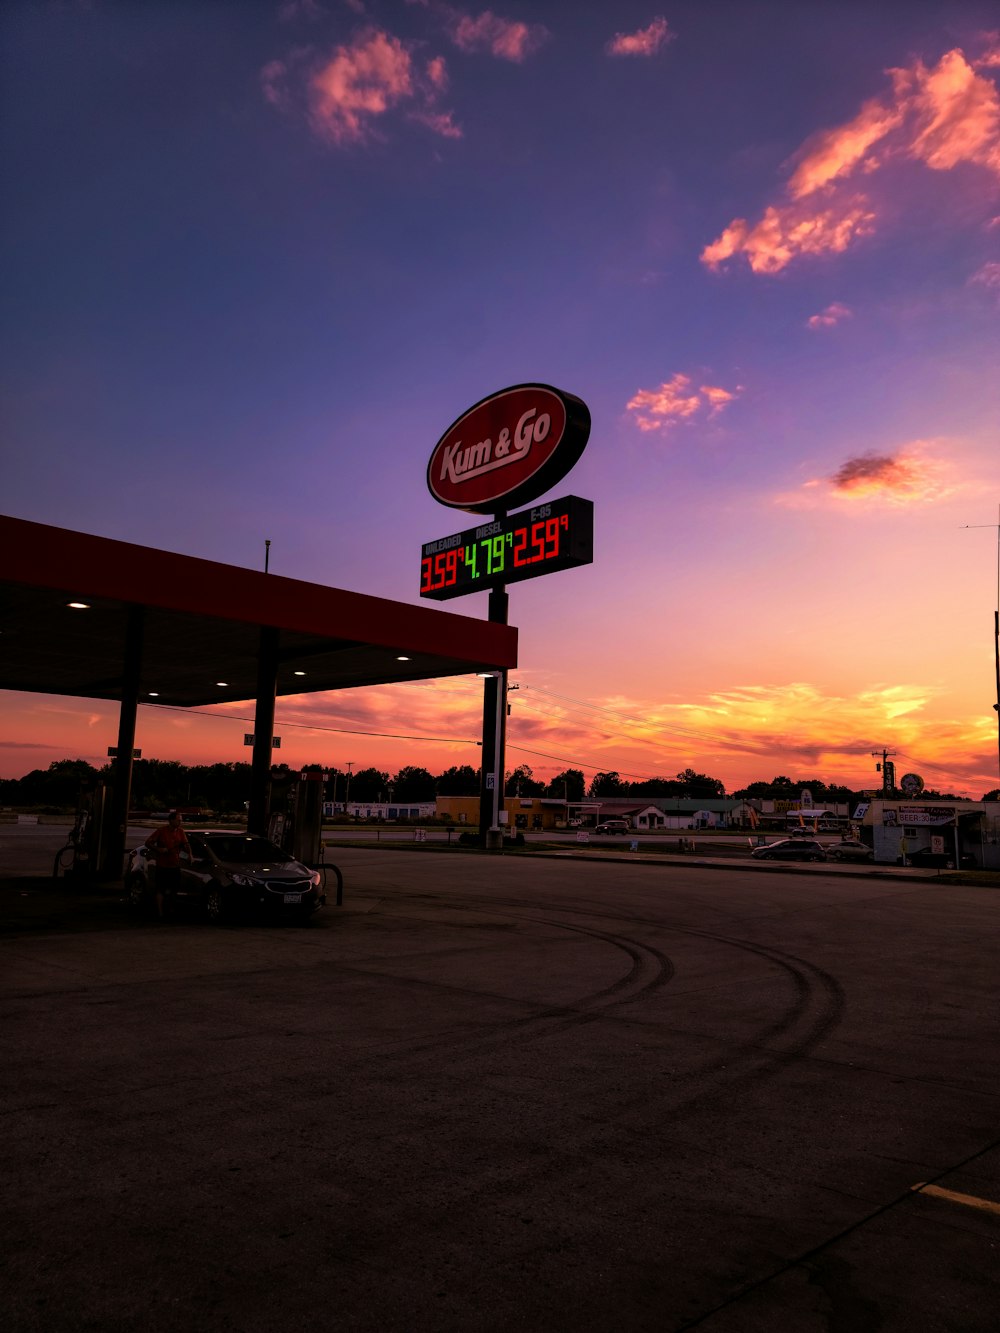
[2,1,999,796]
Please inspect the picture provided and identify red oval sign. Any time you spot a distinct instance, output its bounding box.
[427,383,590,513]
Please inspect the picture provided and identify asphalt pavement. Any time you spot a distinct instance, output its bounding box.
[1,832,998,1331]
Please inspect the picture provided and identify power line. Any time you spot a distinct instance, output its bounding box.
[142,702,479,746]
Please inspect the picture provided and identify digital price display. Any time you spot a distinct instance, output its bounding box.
[420,495,593,601]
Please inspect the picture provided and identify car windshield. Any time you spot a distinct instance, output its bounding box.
[203,836,288,864]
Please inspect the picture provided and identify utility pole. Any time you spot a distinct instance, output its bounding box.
[872,748,897,799]
[345,761,354,812]
[962,507,1000,787]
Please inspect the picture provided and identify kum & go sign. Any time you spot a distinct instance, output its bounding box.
[427,383,591,514]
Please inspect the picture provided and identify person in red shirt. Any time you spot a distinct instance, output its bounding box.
[144,811,192,920]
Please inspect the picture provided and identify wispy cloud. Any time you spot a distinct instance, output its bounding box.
[607,17,673,58]
[969,259,1000,295]
[807,301,853,329]
[263,27,461,145]
[448,9,548,61]
[703,43,1000,274]
[626,373,741,432]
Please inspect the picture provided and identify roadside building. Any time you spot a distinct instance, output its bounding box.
[338,801,436,821]
[859,799,999,869]
[586,797,747,829]
[435,795,569,830]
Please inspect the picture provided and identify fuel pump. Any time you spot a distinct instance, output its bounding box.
[291,770,326,866]
[265,768,326,865]
[53,781,108,881]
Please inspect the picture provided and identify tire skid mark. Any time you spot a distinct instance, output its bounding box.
[369,899,677,1062]
[377,889,844,1113]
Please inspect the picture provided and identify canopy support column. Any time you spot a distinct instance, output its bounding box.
[247,626,279,836]
[102,604,144,880]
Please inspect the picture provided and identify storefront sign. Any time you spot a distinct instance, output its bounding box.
[427,383,591,513]
[898,806,956,826]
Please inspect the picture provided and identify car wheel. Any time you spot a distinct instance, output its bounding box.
[205,887,228,924]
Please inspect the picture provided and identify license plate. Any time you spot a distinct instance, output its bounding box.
[283,893,302,904]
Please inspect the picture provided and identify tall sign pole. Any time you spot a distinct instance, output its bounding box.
[477,587,509,844]
[422,383,592,848]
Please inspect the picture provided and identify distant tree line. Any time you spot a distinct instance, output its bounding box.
[1,758,989,813]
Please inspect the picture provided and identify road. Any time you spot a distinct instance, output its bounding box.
[2,845,998,1330]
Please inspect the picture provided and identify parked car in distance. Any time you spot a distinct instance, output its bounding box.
[595,819,631,834]
[825,841,874,862]
[751,838,826,862]
[904,846,976,870]
[126,831,325,922]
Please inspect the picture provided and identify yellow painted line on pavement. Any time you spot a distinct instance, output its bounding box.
[910,1183,1000,1217]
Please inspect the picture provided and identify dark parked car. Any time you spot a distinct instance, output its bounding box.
[127,832,325,921]
[825,841,874,862]
[751,838,826,862]
[904,845,976,870]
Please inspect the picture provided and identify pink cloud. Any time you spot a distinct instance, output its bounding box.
[260,59,291,109]
[703,43,1000,275]
[265,27,460,146]
[626,374,741,432]
[700,384,738,414]
[607,17,673,58]
[900,49,1000,174]
[807,301,853,329]
[411,107,463,138]
[450,10,548,62]
[426,54,448,90]
[788,98,903,199]
[310,29,414,144]
[278,0,325,21]
[702,198,876,275]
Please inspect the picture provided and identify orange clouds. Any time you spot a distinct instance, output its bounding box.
[702,199,876,275]
[829,452,927,499]
[775,445,955,510]
[607,18,673,58]
[264,8,554,146]
[703,44,1000,274]
[787,98,903,199]
[900,48,1000,174]
[626,373,741,432]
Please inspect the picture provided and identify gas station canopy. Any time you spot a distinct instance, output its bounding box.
[0,515,518,705]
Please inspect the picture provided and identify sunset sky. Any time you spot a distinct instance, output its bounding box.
[2,1,999,797]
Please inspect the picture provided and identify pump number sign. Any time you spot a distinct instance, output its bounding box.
[420,495,593,600]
